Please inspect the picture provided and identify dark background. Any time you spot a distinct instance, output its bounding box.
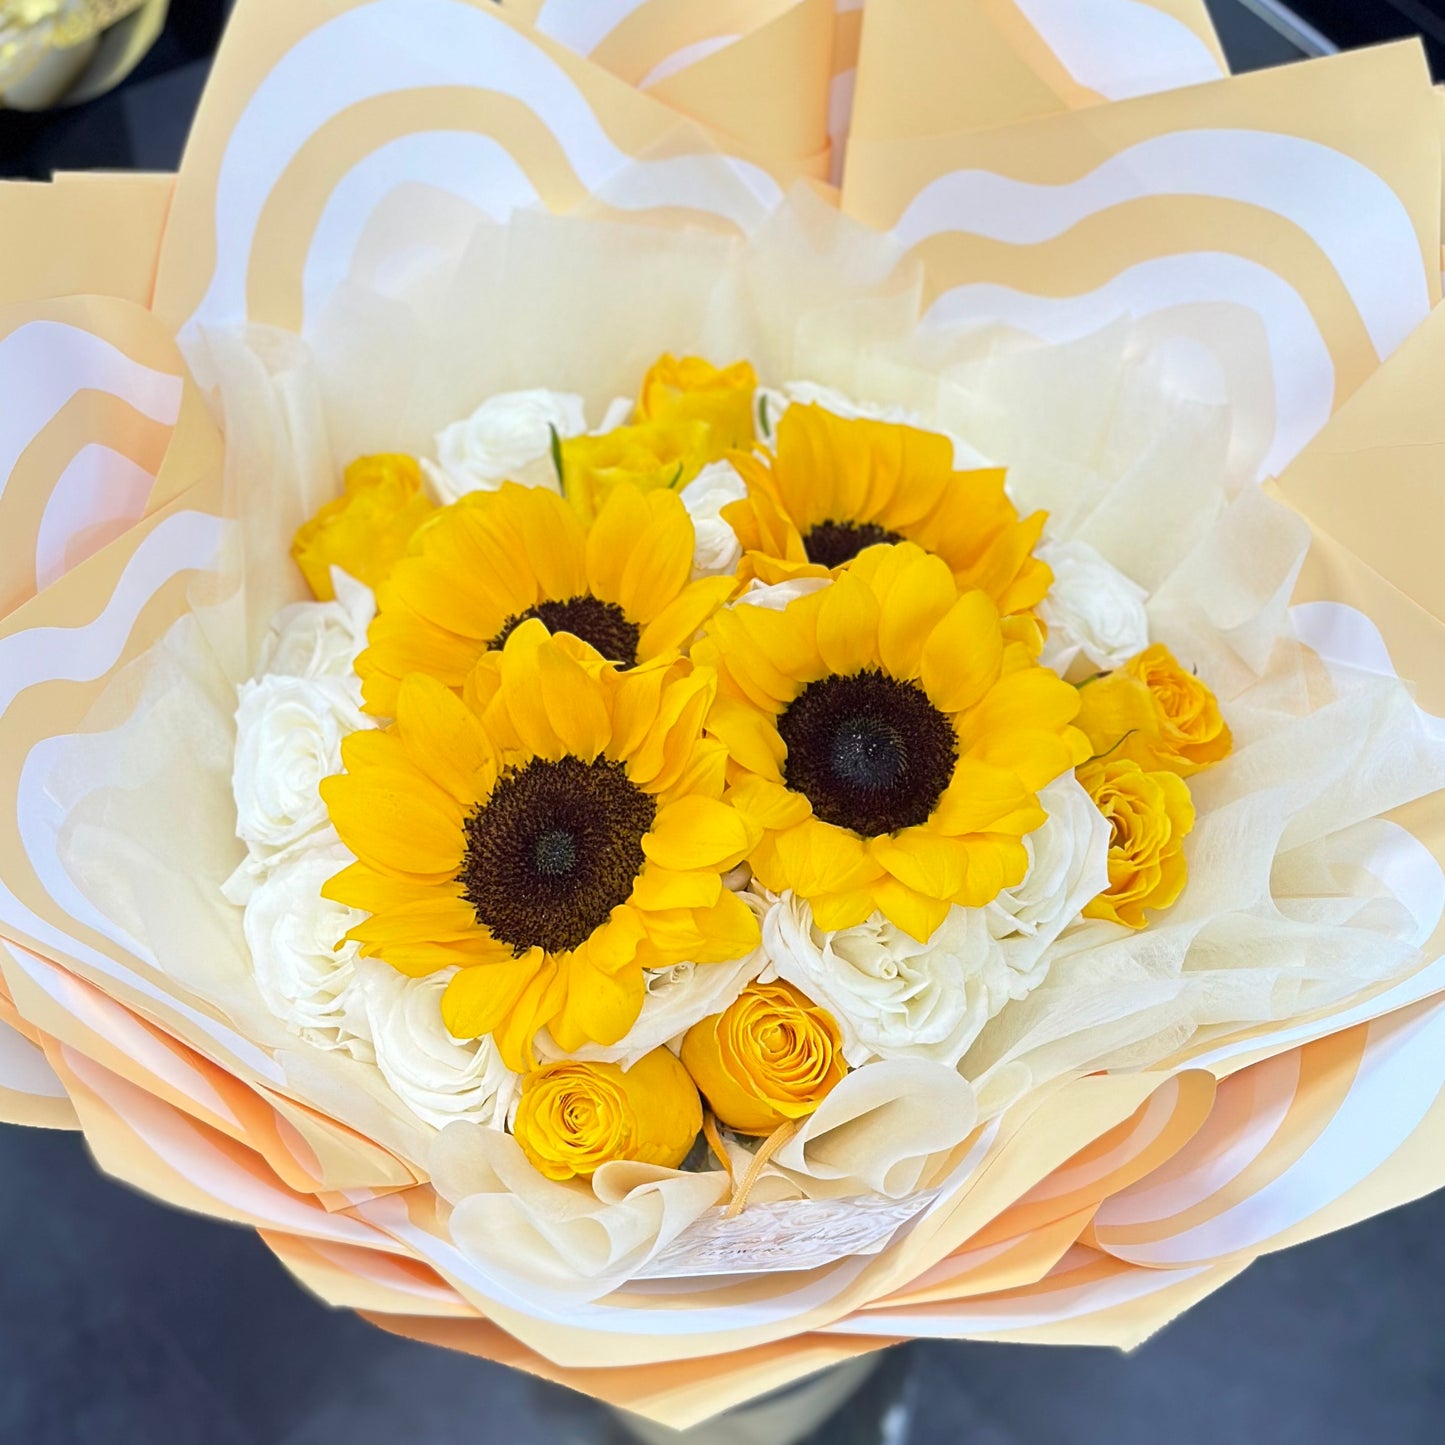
[3,3,1444,1441]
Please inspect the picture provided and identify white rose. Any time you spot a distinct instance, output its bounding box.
[734,576,831,613]
[1037,540,1150,674]
[354,960,518,1130]
[679,461,748,578]
[986,775,1111,987]
[422,389,587,503]
[232,674,370,861]
[760,890,1012,1067]
[777,380,994,469]
[242,842,372,1056]
[259,570,375,683]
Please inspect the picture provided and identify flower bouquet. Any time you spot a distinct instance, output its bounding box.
[4,0,1445,1431]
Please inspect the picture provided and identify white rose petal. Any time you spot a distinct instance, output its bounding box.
[986,775,1111,988]
[1037,540,1150,675]
[734,576,831,613]
[760,890,1012,1068]
[680,461,748,578]
[423,389,587,503]
[242,842,371,1056]
[259,570,375,684]
[232,673,370,861]
[355,960,518,1130]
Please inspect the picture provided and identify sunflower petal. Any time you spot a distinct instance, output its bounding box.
[618,490,695,622]
[869,829,971,900]
[395,673,495,803]
[630,864,724,911]
[726,773,812,831]
[706,696,787,782]
[815,567,882,676]
[750,818,879,897]
[320,771,465,878]
[536,635,611,761]
[920,590,1004,713]
[871,877,951,942]
[638,575,736,659]
[644,796,760,872]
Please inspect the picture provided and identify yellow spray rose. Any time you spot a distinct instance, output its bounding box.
[291,454,434,600]
[1080,758,1196,929]
[511,1049,702,1181]
[638,354,757,462]
[559,419,709,523]
[1076,643,1232,778]
[680,980,846,1136]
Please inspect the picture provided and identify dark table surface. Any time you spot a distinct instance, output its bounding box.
[4,3,1444,1441]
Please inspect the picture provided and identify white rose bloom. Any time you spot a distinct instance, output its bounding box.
[734,576,831,613]
[242,842,371,1056]
[776,381,994,469]
[986,775,1112,986]
[1037,540,1150,674]
[761,890,1013,1067]
[354,960,518,1130]
[680,461,748,578]
[422,389,587,503]
[258,570,375,684]
[232,673,370,861]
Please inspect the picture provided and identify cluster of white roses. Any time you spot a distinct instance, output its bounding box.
[223,571,516,1130]
[230,385,1155,1133]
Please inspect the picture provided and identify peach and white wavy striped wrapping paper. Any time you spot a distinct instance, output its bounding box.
[2,0,1445,1425]
[0,300,183,620]
[844,41,1442,487]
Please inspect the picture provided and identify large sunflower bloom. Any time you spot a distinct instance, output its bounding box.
[699,542,1089,941]
[724,404,1051,616]
[321,622,762,1070]
[356,481,735,716]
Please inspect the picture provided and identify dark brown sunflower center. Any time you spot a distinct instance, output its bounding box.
[778,669,957,837]
[459,755,656,955]
[491,595,640,668]
[801,520,905,570]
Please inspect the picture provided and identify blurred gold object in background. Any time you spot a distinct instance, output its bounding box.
[0,0,167,110]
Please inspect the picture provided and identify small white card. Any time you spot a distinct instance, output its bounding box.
[636,1193,938,1279]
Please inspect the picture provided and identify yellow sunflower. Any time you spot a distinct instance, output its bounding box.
[698,542,1089,941]
[356,481,735,716]
[724,403,1051,616]
[321,622,762,1070]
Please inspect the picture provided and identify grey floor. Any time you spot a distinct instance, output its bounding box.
[5,3,1443,1441]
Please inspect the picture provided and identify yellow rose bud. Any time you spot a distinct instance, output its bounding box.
[680,979,846,1136]
[291,453,434,600]
[559,420,709,524]
[512,1049,702,1181]
[638,353,757,462]
[1080,758,1195,929]
[1076,643,1232,778]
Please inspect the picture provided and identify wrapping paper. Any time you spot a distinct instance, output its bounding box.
[3,0,1445,1428]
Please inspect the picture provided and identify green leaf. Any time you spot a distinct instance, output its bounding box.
[549,423,566,495]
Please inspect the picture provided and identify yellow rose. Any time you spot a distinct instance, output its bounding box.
[638,353,757,462]
[1076,643,1232,778]
[511,1049,702,1181]
[680,980,845,1136]
[291,453,434,600]
[1080,758,1195,929]
[559,420,709,523]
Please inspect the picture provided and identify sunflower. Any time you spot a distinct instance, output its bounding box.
[356,481,735,716]
[698,542,1089,941]
[724,403,1051,616]
[321,622,762,1070]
